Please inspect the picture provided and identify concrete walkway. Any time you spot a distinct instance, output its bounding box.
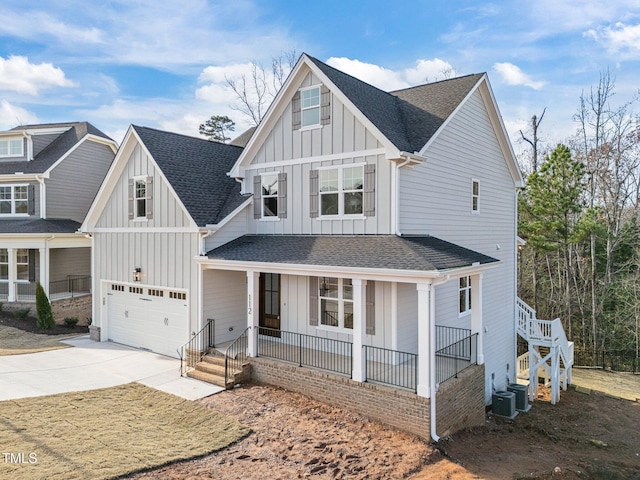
[0,335,223,401]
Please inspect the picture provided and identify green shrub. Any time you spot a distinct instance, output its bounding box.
[15,308,30,320]
[64,317,79,327]
[87,317,92,326]
[35,282,54,329]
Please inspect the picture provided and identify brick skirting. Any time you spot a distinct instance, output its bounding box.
[249,357,485,441]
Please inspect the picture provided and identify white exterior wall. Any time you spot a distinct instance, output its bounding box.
[204,205,249,252]
[396,282,418,354]
[398,88,518,402]
[202,269,247,345]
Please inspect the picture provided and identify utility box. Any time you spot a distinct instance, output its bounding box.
[508,383,530,412]
[492,391,516,418]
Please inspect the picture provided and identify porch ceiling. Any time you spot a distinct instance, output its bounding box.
[205,235,498,273]
[0,218,81,234]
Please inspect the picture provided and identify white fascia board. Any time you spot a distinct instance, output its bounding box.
[229,54,401,178]
[0,174,40,181]
[23,127,71,136]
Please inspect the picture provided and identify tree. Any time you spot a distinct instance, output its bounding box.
[35,282,54,329]
[199,115,235,143]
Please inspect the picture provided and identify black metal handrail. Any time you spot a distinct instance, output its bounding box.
[363,345,417,391]
[436,333,478,384]
[178,319,215,376]
[49,275,91,300]
[225,327,250,386]
[436,325,471,351]
[257,326,353,376]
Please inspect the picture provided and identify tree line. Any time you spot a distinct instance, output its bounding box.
[518,70,640,364]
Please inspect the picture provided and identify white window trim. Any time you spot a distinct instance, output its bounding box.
[317,163,366,219]
[472,179,480,214]
[260,171,281,221]
[317,277,354,333]
[0,138,24,158]
[0,248,7,281]
[133,175,148,222]
[459,275,472,317]
[16,248,29,283]
[0,184,29,217]
[299,85,322,130]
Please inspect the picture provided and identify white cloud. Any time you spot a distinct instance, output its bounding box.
[493,63,545,90]
[585,22,640,56]
[0,56,76,95]
[0,100,39,129]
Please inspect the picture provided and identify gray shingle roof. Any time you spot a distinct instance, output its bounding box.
[133,126,246,226]
[0,218,81,234]
[0,122,113,175]
[206,235,498,272]
[306,55,483,153]
[229,127,256,147]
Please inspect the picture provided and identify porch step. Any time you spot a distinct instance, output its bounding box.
[187,369,228,388]
[185,352,250,389]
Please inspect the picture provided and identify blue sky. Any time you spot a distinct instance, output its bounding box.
[1,0,639,156]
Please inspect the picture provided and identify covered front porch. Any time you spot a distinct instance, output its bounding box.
[196,235,498,399]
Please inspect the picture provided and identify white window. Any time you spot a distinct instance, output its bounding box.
[261,173,278,218]
[0,185,29,215]
[0,138,23,157]
[472,179,479,213]
[16,249,29,282]
[300,86,321,128]
[134,178,147,219]
[459,276,471,315]
[0,249,7,280]
[319,277,353,330]
[319,165,364,216]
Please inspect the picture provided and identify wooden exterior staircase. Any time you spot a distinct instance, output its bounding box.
[516,298,574,405]
[186,351,250,389]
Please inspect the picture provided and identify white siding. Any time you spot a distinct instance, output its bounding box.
[202,270,247,344]
[396,282,418,354]
[204,206,249,252]
[95,144,192,229]
[398,88,518,402]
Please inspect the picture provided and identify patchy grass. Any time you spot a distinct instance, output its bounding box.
[0,325,80,355]
[0,383,249,480]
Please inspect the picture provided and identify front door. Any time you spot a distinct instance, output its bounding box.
[259,273,280,337]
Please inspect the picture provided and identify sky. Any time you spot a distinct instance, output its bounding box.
[1,0,639,158]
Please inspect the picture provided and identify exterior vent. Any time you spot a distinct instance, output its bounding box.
[508,383,530,412]
[492,391,516,418]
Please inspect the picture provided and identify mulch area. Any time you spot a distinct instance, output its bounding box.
[0,311,89,335]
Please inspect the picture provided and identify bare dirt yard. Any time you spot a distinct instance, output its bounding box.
[127,371,640,480]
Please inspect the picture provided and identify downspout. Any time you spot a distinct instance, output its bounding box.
[36,175,46,218]
[199,229,214,256]
[429,275,450,443]
[394,157,412,236]
[513,188,521,384]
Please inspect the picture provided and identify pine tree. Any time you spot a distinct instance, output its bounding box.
[35,282,54,329]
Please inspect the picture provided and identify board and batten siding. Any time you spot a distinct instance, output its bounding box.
[202,269,247,345]
[49,247,90,282]
[46,142,115,223]
[245,71,392,235]
[398,88,518,402]
[204,206,249,252]
[95,144,193,229]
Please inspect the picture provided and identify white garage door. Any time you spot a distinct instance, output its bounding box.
[106,283,188,358]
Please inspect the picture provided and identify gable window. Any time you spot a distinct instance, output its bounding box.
[261,173,278,217]
[319,165,363,216]
[0,138,23,158]
[472,179,479,213]
[253,173,287,220]
[301,86,321,127]
[16,249,29,282]
[128,176,153,221]
[0,249,7,280]
[0,185,29,215]
[459,276,472,315]
[319,277,353,330]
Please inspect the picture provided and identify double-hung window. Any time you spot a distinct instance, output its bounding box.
[0,138,23,157]
[300,86,321,128]
[129,176,153,221]
[261,173,278,217]
[319,277,353,330]
[472,179,479,213]
[0,185,29,215]
[0,249,7,281]
[459,276,472,315]
[16,249,29,282]
[319,165,364,216]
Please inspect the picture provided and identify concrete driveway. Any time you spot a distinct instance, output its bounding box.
[0,335,223,401]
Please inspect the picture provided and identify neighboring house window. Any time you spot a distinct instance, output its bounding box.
[0,138,23,157]
[459,276,472,315]
[292,84,331,130]
[472,179,479,213]
[128,176,153,220]
[319,277,353,330]
[319,165,364,216]
[16,249,29,282]
[253,173,287,220]
[0,185,29,215]
[0,249,7,280]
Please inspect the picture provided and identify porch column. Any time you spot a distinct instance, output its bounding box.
[416,281,432,398]
[351,278,367,382]
[7,247,15,302]
[246,271,260,357]
[470,273,484,365]
[39,247,48,296]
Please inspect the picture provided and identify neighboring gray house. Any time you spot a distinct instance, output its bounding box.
[0,122,117,302]
[83,54,529,440]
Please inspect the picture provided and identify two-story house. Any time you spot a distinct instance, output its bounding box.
[0,123,117,304]
[82,54,524,440]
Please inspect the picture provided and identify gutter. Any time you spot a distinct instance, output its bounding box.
[429,275,450,443]
[199,229,216,256]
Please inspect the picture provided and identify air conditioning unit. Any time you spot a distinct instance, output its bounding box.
[508,383,531,412]
[492,391,516,418]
